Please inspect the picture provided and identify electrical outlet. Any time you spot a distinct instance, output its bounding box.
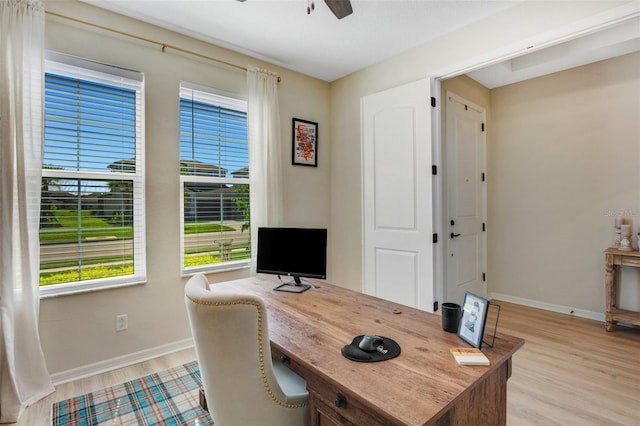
[116,314,128,331]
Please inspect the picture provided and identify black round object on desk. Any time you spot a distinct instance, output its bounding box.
[341,335,401,362]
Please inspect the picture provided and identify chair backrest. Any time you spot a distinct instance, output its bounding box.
[184,273,307,426]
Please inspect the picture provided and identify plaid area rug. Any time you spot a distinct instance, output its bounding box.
[51,361,213,425]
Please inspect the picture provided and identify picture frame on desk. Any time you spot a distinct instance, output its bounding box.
[292,118,318,167]
[458,292,490,349]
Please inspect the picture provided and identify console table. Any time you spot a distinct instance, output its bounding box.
[214,275,524,425]
[604,248,640,331]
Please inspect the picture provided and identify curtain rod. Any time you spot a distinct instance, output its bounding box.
[45,10,281,82]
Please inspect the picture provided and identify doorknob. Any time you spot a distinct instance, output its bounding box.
[450,233,461,239]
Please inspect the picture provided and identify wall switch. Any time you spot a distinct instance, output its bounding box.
[116,314,128,331]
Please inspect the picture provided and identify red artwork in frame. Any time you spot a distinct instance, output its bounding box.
[292,118,318,167]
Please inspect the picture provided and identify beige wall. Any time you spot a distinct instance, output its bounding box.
[328,0,636,296]
[41,0,331,374]
[440,55,640,315]
[489,52,640,313]
[441,75,491,113]
[39,0,637,375]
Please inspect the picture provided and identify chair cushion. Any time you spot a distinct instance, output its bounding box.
[272,361,308,399]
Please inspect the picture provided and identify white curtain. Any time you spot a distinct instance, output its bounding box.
[247,65,282,263]
[0,0,54,422]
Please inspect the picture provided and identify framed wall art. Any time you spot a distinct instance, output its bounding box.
[292,118,318,167]
[457,291,490,349]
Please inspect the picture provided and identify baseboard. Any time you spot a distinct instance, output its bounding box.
[489,293,604,323]
[50,338,194,386]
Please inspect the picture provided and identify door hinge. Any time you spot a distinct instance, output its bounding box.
[483,273,486,282]
[432,165,437,175]
[482,223,486,232]
[482,172,485,182]
[433,301,439,312]
[430,97,436,108]
[482,122,485,132]
[432,233,438,244]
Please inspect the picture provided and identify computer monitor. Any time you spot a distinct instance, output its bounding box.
[256,227,327,293]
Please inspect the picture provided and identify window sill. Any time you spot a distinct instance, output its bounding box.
[39,277,146,299]
[181,260,251,277]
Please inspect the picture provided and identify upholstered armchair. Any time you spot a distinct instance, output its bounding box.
[184,273,309,426]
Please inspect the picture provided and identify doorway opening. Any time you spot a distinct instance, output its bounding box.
[430,9,639,307]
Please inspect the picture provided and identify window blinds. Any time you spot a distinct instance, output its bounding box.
[40,53,145,295]
[179,86,248,178]
[179,85,250,271]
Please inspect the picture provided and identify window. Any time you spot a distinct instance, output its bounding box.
[40,52,145,296]
[179,83,250,273]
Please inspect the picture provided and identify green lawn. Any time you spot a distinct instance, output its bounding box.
[40,210,132,243]
[40,210,237,243]
[183,222,236,234]
[39,209,246,285]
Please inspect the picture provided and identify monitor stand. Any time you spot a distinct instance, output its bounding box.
[274,276,312,293]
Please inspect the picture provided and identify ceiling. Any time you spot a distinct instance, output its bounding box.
[82,0,522,82]
[82,0,639,86]
[467,16,640,88]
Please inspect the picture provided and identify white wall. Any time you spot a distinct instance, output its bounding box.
[41,0,331,374]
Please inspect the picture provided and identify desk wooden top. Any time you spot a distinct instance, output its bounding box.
[214,275,524,425]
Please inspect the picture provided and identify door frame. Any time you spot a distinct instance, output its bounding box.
[429,5,639,306]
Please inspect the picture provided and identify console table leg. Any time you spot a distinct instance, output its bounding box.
[605,254,615,331]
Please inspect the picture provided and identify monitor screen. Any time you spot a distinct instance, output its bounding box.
[256,227,327,285]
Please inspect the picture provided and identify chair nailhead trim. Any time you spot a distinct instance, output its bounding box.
[187,296,308,409]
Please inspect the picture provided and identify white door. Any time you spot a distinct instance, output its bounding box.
[362,79,433,311]
[444,92,486,304]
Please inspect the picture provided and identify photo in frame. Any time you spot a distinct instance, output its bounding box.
[292,118,318,167]
[457,291,490,349]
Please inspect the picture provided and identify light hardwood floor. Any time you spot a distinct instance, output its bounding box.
[12,301,640,425]
[498,300,640,426]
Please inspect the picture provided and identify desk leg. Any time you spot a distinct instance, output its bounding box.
[435,360,509,426]
[605,254,615,331]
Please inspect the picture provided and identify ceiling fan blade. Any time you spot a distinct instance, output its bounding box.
[324,0,353,19]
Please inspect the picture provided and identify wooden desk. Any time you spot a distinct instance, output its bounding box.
[604,248,640,331]
[215,275,524,425]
